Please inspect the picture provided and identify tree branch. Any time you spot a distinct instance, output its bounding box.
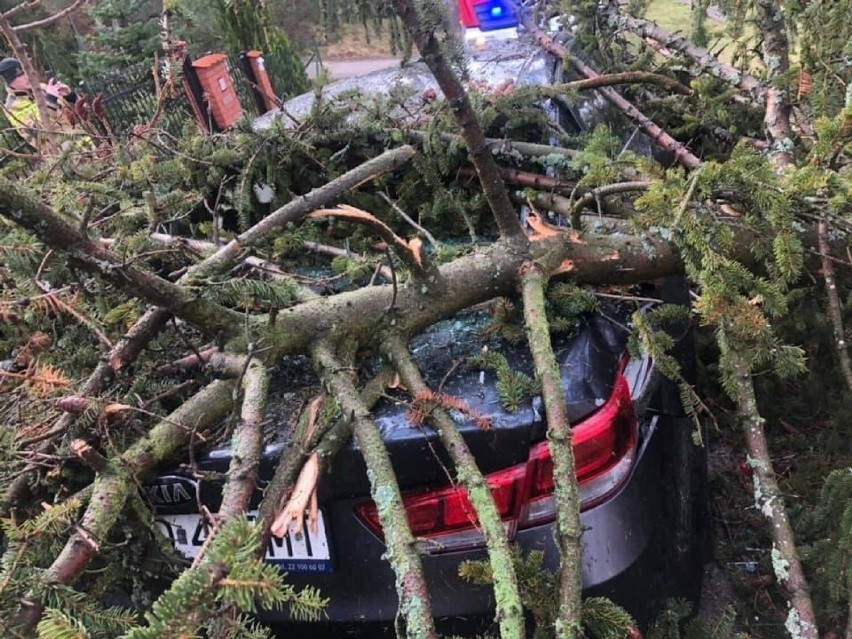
[18,380,235,631]
[185,146,417,281]
[604,12,767,97]
[11,0,88,32]
[519,262,583,638]
[257,231,684,358]
[520,13,703,170]
[383,333,525,639]
[1,307,172,518]
[524,72,693,97]
[723,348,817,639]
[818,217,852,392]
[405,130,580,162]
[256,370,394,554]
[217,357,268,519]
[755,0,795,170]
[0,177,242,336]
[311,341,437,639]
[392,0,526,240]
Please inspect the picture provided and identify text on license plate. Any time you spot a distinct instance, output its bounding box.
[155,510,333,574]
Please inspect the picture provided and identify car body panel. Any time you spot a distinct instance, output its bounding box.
[149,23,707,628]
[149,294,706,628]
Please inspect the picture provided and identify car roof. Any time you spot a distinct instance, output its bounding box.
[254,35,557,131]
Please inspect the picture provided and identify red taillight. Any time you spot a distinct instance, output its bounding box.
[574,375,636,484]
[355,375,638,552]
[356,465,525,551]
[520,375,637,527]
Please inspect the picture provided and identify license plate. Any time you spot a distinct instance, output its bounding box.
[155,510,333,574]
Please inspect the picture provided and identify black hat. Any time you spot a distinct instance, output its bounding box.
[0,58,23,84]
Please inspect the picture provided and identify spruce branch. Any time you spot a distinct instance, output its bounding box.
[524,72,693,98]
[7,0,88,32]
[32,285,113,348]
[17,380,235,632]
[519,12,703,170]
[184,146,417,281]
[604,11,767,98]
[518,261,583,638]
[0,178,242,336]
[383,333,525,639]
[818,217,852,393]
[1,306,173,518]
[405,130,580,162]
[217,357,268,520]
[379,192,440,249]
[722,347,818,639]
[303,239,394,282]
[392,0,526,240]
[311,340,437,639]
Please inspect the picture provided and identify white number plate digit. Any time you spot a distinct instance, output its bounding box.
[155,510,333,573]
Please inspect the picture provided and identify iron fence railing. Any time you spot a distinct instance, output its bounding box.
[79,59,195,137]
[0,48,304,155]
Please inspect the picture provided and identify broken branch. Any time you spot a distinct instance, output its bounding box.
[519,262,583,638]
[383,333,525,639]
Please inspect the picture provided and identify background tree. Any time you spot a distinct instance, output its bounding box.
[205,0,307,99]
[76,0,160,76]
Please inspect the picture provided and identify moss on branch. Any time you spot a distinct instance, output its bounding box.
[311,341,437,639]
[383,333,525,639]
[519,262,583,638]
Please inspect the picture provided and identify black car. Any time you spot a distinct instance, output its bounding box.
[150,8,707,631]
[149,277,706,629]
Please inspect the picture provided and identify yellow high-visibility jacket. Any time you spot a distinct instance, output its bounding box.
[4,93,92,151]
[4,94,42,145]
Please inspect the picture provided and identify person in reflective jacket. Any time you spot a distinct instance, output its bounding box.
[0,57,85,150]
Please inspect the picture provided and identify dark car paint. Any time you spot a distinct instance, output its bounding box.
[150,293,707,628]
[150,29,708,630]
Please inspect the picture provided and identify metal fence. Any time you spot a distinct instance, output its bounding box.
[79,59,195,137]
[0,48,306,159]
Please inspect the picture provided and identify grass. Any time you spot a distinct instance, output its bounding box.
[643,0,760,67]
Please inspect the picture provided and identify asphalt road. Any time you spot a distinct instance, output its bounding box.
[306,57,401,80]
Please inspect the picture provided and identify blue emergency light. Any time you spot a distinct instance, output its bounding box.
[473,0,518,31]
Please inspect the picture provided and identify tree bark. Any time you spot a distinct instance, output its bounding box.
[818,217,852,392]
[383,333,525,639]
[217,356,268,519]
[755,0,795,170]
[311,341,437,639]
[520,262,583,638]
[724,349,818,639]
[256,231,683,359]
[392,0,525,240]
